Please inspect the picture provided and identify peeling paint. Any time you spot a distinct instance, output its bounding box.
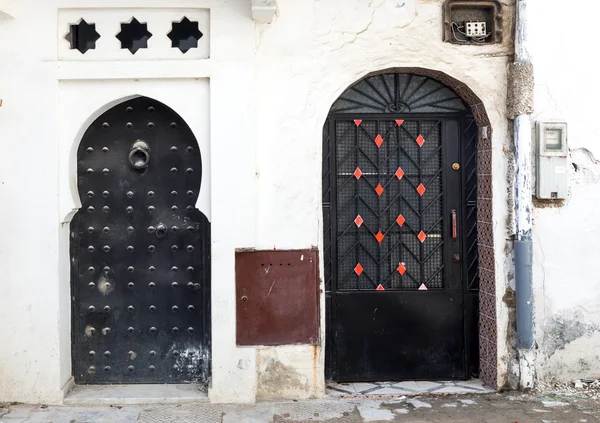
[84,326,94,337]
[96,274,113,296]
[257,356,309,400]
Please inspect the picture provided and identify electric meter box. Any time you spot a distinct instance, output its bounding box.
[536,121,568,200]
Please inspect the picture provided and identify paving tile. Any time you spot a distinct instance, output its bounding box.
[327,379,489,398]
[326,382,356,395]
[392,381,420,391]
[368,387,413,395]
[431,386,473,394]
[457,379,492,391]
[352,383,380,394]
[0,407,33,418]
[415,381,444,391]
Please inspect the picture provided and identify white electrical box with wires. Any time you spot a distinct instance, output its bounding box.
[443,0,503,45]
[465,21,487,37]
[450,21,491,43]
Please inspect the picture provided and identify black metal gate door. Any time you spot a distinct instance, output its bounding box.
[323,73,479,382]
[71,97,211,384]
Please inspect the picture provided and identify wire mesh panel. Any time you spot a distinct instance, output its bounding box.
[335,119,444,291]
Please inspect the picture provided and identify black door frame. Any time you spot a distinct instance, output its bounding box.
[323,111,479,381]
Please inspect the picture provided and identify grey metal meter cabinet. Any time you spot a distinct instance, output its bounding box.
[536,121,568,199]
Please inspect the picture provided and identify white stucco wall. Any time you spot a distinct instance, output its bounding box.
[254,0,514,396]
[529,0,600,383]
[0,0,516,404]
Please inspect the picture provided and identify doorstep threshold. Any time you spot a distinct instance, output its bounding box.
[65,384,208,405]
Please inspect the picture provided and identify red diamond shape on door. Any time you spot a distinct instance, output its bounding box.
[416,134,425,147]
[418,231,427,243]
[397,262,406,275]
[375,231,384,244]
[374,134,384,148]
[395,119,404,127]
[354,168,363,179]
[376,284,385,291]
[375,184,384,196]
[417,183,426,196]
[354,119,362,127]
[354,263,364,276]
[396,214,405,227]
[395,167,405,180]
[354,215,364,227]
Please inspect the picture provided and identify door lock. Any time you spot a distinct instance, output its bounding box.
[452,254,461,263]
[452,163,461,171]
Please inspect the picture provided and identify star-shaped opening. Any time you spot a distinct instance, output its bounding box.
[167,17,203,54]
[116,17,152,54]
[65,19,100,54]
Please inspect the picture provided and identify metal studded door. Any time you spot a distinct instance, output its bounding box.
[323,73,479,382]
[71,97,211,384]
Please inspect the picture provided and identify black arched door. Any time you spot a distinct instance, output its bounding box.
[323,73,479,381]
[71,97,211,384]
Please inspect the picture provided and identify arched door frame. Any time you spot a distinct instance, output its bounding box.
[322,67,497,386]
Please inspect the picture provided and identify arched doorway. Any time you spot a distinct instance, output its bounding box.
[70,96,211,385]
[323,71,485,382]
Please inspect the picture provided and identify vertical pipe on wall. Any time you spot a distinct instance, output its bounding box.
[513,0,535,389]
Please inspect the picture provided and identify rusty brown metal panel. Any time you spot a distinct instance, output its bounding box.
[236,249,319,346]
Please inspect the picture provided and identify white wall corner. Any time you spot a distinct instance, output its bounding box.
[251,0,277,23]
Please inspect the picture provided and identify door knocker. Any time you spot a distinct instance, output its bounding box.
[129,140,150,171]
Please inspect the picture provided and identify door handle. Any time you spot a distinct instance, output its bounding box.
[451,209,457,241]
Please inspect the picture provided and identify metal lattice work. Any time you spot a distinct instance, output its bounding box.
[330,73,468,114]
[464,117,479,291]
[335,119,444,291]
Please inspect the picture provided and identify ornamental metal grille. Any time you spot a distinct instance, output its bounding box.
[463,116,479,291]
[330,73,468,114]
[335,119,444,291]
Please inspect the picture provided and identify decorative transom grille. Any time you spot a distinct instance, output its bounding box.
[330,73,468,114]
[335,119,444,291]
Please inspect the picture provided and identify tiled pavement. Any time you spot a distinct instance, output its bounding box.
[2,392,600,423]
[326,379,493,397]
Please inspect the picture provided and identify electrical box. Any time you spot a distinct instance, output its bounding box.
[536,122,568,200]
[443,0,503,45]
[235,249,319,346]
